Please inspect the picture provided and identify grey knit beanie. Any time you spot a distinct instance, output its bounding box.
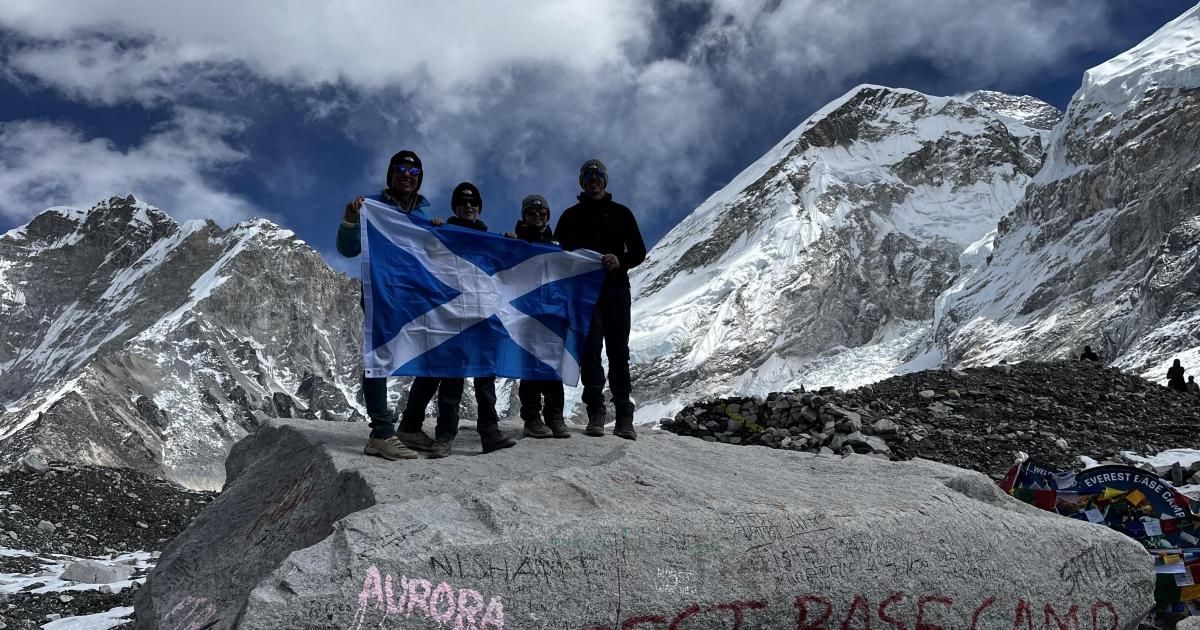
[521,194,550,214]
[578,159,608,188]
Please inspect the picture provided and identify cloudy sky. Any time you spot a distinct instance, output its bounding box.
[0,1,1193,274]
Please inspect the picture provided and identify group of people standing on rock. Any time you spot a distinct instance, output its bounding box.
[1080,346,1200,395]
[337,151,647,461]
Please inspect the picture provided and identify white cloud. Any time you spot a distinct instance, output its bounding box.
[0,1,1129,231]
[0,108,258,226]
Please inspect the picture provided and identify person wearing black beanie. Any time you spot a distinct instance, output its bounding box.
[334,150,434,462]
[394,181,518,458]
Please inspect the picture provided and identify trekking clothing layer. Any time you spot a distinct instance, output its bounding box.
[446,215,488,231]
[1079,349,1100,361]
[1189,381,1200,395]
[580,284,634,420]
[519,379,565,423]
[399,377,463,441]
[337,191,430,257]
[514,220,554,244]
[554,193,647,288]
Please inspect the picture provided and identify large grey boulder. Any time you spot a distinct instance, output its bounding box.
[135,418,1154,629]
[61,559,133,584]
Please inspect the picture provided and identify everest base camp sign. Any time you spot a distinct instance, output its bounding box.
[1000,460,1200,620]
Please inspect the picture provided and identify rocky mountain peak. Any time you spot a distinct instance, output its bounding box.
[0,199,363,489]
[966,90,1062,131]
[626,84,1058,422]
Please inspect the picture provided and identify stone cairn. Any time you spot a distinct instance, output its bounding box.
[664,387,895,457]
[663,361,1200,480]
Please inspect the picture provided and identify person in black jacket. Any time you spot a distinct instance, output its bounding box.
[395,182,518,458]
[511,194,570,439]
[554,159,647,440]
[1168,358,1188,393]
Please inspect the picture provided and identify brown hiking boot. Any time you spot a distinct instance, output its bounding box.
[523,418,553,439]
[364,435,418,460]
[396,430,435,452]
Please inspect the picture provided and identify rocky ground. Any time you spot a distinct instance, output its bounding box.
[3,361,1198,627]
[0,459,214,629]
[665,360,1200,480]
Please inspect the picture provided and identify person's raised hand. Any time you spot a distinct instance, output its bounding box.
[504,231,517,238]
[601,254,620,270]
[431,217,445,226]
[343,196,364,223]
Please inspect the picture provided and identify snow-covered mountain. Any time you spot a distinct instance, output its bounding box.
[927,5,1200,382]
[0,196,363,489]
[628,85,1061,420]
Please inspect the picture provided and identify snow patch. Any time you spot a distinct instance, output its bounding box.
[42,607,135,630]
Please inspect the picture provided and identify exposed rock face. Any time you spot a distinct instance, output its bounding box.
[664,360,1200,478]
[0,196,364,489]
[135,418,1153,629]
[628,85,1059,421]
[929,6,1200,382]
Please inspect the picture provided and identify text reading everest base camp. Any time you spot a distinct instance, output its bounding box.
[350,565,1123,630]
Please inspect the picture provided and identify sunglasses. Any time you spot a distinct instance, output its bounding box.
[391,165,422,177]
[456,199,481,208]
[524,208,550,217]
[582,170,606,182]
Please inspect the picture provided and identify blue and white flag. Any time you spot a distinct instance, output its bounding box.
[361,198,606,384]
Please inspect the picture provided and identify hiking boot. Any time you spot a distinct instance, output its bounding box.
[584,412,606,437]
[427,438,453,459]
[546,417,571,439]
[523,418,553,439]
[363,435,418,461]
[396,429,436,452]
[480,427,518,454]
[613,418,637,441]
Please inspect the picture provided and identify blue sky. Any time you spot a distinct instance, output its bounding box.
[0,1,1194,276]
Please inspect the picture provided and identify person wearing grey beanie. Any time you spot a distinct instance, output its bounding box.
[510,194,568,439]
[554,159,647,440]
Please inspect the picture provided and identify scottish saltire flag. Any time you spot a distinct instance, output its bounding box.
[360,198,606,384]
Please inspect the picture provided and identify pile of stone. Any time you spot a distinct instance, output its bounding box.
[666,390,893,456]
[664,361,1200,478]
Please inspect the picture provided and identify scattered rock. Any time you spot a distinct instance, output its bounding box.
[19,455,50,475]
[663,361,1200,477]
[61,559,134,584]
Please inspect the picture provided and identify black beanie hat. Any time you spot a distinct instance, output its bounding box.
[451,182,483,212]
[387,150,423,193]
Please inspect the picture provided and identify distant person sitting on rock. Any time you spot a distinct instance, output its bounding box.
[337,150,429,462]
[509,195,570,440]
[1167,358,1188,393]
[1079,346,1100,362]
[1189,376,1200,396]
[395,182,518,459]
[555,159,647,440]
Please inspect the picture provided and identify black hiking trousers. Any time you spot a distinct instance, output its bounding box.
[581,285,634,420]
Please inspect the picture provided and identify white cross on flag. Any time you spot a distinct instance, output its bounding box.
[360,198,605,384]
